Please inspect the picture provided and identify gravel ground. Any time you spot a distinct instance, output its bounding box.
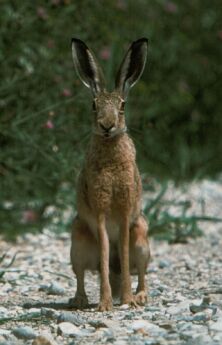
[0,179,222,345]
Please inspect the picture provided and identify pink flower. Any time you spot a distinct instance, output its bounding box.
[51,0,61,6]
[217,30,222,40]
[47,39,55,49]
[61,88,72,97]
[44,120,54,129]
[178,80,189,93]
[36,7,48,20]
[21,210,39,224]
[99,47,111,60]
[164,2,178,14]
[116,0,127,10]
[54,75,62,84]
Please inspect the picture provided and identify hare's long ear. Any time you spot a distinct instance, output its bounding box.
[115,38,148,98]
[71,38,106,96]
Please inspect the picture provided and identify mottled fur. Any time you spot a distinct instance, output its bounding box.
[70,38,150,311]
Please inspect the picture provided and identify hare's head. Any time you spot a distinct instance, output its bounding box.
[71,38,148,139]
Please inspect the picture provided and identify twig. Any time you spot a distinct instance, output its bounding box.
[0,251,21,278]
[201,287,222,294]
[44,269,74,281]
[165,215,222,224]
[0,312,41,325]
[144,181,168,214]
[0,268,23,273]
[5,251,20,268]
[0,252,7,264]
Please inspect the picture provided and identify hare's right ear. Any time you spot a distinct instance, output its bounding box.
[71,38,105,96]
[115,38,148,98]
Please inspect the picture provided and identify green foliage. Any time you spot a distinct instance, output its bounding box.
[147,208,203,243]
[144,182,222,243]
[0,0,222,236]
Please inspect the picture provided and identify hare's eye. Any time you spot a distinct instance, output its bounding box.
[119,101,125,114]
[92,100,97,112]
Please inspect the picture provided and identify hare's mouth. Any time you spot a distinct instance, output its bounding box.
[94,127,127,139]
[96,131,116,139]
[104,133,111,138]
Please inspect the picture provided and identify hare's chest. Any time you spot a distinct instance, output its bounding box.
[87,164,137,211]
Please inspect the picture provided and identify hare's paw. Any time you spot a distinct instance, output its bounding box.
[97,296,113,312]
[121,294,138,308]
[135,290,148,306]
[69,294,88,309]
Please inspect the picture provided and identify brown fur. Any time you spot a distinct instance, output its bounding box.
[70,39,150,311]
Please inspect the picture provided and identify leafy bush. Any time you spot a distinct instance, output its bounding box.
[0,0,222,235]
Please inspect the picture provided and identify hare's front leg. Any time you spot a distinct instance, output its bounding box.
[70,216,99,309]
[130,215,150,305]
[120,216,137,307]
[97,214,113,311]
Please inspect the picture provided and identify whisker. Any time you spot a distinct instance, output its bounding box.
[129,130,169,169]
[128,126,144,135]
[77,130,91,145]
[14,96,79,126]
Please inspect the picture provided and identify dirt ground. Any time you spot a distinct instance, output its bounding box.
[1,178,222,345]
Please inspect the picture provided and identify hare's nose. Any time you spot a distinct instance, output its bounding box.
[99,123,115,133]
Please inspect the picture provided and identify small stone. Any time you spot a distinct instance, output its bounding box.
[100,319,120,330]
[150,289,162,297]
[88,320,108,328]
[39,284,49,291]
[193,334,212,344]
[179,324,208,340]
[113,341,128,345]
[0,339,12,345]
[177,321,192,332]
[41,308,59,319]
[0,328,11,336]
[122,312,136,320]
[13,326,37,339]
[0,307,8,315]
[0,339,5,344]
[131,320,167,336]
[32,335,58,345]
[57,312,85,326]
[158,259,171,268]
[0,283,13,295]
[157,284,168,292]
[21,286,31,295]
[144,306,161,312]
[46,282,65,296]
[119,304,130,310]
[213,333,222,342]
[147,266,158,273]
[28,308,42,315]
[157,321,174,330]
[57,322,82,337]
[176,315,194,322]
[192,312,210,322]
[210,318,222,332]
[168,300,190,315]
[190,299,207,313]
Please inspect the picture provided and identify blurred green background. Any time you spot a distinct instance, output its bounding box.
[0,0,222,239]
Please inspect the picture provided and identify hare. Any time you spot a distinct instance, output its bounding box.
[70,38,150,311]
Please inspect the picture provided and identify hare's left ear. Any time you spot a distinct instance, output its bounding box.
[115,38,148,98]
[71,38,106,96]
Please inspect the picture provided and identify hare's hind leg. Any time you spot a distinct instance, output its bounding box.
[70,216,99,309]
[130,215,150,305]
